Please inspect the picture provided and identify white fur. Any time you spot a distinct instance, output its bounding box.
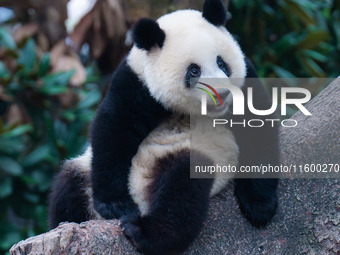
[129,115,238,216]
[127,10,246,116]
[71,146,92,173]
[191,116,238,195]
[128,115,190,215]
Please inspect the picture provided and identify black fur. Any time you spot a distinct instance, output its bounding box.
[202,0,227,27]
[217,55,232,77]
[120,149,214,255]
[48,162,91,229]
[228,58,279,227]
[132,18,166,51]
[90,59,171,219]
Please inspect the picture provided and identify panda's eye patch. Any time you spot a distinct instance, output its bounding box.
[217,56,232,77]
[189,64,201,77]
[185,64,201,87]
[217,58,225,69]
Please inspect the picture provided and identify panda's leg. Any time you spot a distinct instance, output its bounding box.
[231,58,279,227]
[234,178,278,228]
[120,149,213,255]
[48,161,92,229]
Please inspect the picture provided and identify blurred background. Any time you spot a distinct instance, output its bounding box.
[0,0,339,253]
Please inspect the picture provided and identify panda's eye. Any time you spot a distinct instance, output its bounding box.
[217,56,232,77]
[217,58,225,69]
[185,64,201,87]
[189,66,201,77]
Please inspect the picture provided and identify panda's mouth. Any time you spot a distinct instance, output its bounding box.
[196,81,230,114]
[207,91,230,113]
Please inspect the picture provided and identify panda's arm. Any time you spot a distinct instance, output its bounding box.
[229,58,279,227]
[90,59,170,219]
[231,58,279,166]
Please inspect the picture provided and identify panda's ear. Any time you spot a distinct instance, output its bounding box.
[202,0,227,27]
[132,18,166,51]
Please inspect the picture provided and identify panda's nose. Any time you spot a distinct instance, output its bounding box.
[187,78,199,88]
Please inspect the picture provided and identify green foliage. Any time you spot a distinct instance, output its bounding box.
[0,27,16,51]
[229,0,340,79]
[0,29,100,253]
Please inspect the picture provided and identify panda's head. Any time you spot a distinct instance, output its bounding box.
[127,0,246,116]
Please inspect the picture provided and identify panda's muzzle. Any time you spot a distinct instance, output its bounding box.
[207,90,230,113]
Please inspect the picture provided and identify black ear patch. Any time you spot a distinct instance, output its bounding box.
[132,18,166,51]
[202,0,227,27]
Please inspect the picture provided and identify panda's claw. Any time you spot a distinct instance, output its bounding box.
[120,213,140,226]
[120,214,144,250]
[93,198,138,219]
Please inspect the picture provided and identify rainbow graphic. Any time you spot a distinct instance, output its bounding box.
[197,82,223,106]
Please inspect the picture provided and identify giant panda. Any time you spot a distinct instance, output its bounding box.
[48,0,279,254]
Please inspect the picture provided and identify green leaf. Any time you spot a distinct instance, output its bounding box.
[21,145,52,167]
[273,33,298,55]
[232,0,248,9]
[40,85,68,95]
[0,27,16,50]
[0,231,22,250]
[79,111,95,122]
[1,124,32,138]
[85,66,100,83]
[0,138,25,155]
[31,170,52,190]
[77,90,101,109]
[18,38,36,73]
[289,0,319,11]
[304,58,325,77]
[24,193,40,203]
[43,70,76,87]
[272,65,296,78]
[285,0,316,26]
[302,50,327,62]
[0,120,4,134]
[0,177,13,198]
[0,156,23,176]
[0,61,10,79]
[280,5,301,33]
[283,105,298,117]
[62,110,76,122]
[38,53,50,77]
[41,70,75,95]
[333,21,340,50]
[20,175,37,185]
[298,30,330,49]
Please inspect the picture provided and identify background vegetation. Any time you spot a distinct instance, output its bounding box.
[0,0,339,254]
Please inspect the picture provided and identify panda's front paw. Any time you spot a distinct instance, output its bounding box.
[94,198,138,219]
[120,214,144,251]
[235,181,278,227]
